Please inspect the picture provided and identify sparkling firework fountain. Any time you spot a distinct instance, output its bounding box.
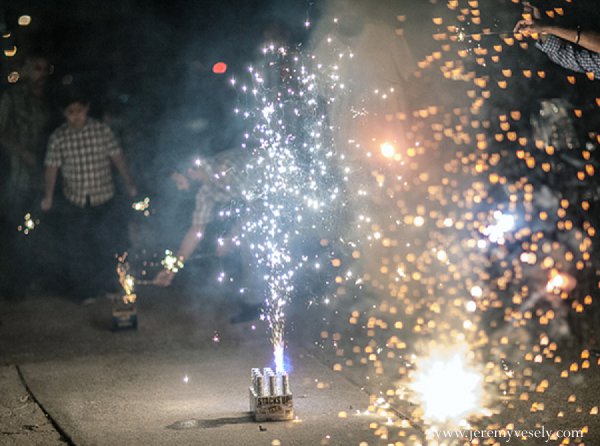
[236,42,345,372]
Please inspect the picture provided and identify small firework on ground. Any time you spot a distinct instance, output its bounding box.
[249,367,293,421]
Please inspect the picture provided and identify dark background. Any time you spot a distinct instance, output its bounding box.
[2,0,600,296]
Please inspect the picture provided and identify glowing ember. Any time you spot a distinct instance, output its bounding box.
[18,15,31,26]
[545,270,576,293]
[482,211,515,244]
[116,253,137,304]
[4,46,17,57]
[131,197,151,216]
[161,250,184,273]
[17,212,39,235]
[121,293,136,304]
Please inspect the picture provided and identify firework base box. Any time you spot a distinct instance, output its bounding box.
[111,295,138,330]
[249,368,293,421]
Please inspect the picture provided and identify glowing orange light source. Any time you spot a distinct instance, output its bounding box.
[546,270,576,293]
[4,46,17,57]
[212,62,227,74]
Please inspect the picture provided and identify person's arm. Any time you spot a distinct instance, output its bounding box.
[41,166,58,211]
[154,186,214,287]
[514,20,600,77]
[110,152,137,197]
[41,135,62,211]
[541,25,600,54]
[578,30,600,54]
[537,34,600,77]
[177,225,205,261]
[170,171,190,191]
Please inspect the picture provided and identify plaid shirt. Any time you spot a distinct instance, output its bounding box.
[192,149,249,226]
[45,118,122,207]
[537,35,600,78]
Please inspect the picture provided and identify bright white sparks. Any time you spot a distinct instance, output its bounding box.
[274,343,285,373]
[380,142,396,158]
[410,344,484,424]
[482,211,515,244]
[237,42,346,370]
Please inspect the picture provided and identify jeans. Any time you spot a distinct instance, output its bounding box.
[59,198,120,300]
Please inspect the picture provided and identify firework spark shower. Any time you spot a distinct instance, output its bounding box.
[286,0,600,442]
[236,42,345,372]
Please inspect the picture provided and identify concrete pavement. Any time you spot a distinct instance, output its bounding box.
[0,289,379,446]
[19,344,372,445]
[0,365,66,445]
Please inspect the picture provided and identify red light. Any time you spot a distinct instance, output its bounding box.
[212,62,227,74]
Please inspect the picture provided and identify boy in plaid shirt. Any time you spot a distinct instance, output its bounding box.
[41,92,136,302]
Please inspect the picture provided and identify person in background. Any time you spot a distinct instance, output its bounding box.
[153,149,261,323]
[153,150,246,287]
[0,51,52,299]
[514,2,600,78]
[41,90,137,304]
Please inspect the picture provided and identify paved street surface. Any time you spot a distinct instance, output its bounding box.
[0,289,375,446]
[0,364,64,445]
[2,287,600,445]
